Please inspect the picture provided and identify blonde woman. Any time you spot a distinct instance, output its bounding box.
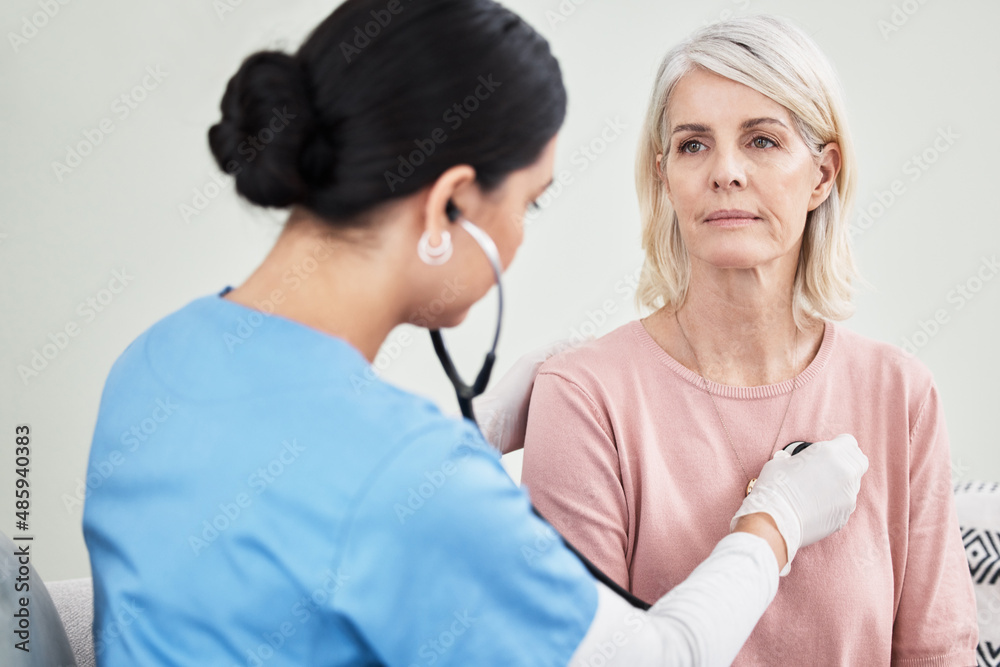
[521,14,978,665]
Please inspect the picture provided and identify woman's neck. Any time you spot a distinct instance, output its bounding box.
[644,261,825,387]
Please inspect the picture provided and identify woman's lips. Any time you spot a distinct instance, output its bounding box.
[703,210,760,227]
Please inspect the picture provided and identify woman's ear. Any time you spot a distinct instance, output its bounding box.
[808,142,842,211]
[421,165,477,242]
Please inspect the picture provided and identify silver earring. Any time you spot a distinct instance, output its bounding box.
[418,230,453,265]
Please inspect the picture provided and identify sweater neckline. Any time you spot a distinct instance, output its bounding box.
[629,317,836,399]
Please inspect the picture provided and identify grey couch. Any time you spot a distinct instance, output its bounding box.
[48,578,95,667]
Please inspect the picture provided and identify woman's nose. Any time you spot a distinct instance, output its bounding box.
[709,145,748,191]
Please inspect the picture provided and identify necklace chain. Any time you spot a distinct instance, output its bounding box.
[674,310,799,496]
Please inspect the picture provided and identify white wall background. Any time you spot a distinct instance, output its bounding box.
[2,0,997,581]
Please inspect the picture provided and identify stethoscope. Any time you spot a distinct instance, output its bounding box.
[428,201,502,425]
[429,201,652,609]
[429,201,815,611]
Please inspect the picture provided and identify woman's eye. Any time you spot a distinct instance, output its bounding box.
[528,200,542,213]
[752,136,777,149]
[679,140,705,154]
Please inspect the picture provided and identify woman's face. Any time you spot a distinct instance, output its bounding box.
[660,67,839,272]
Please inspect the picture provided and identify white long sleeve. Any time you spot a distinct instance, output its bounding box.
[569,531,780,666]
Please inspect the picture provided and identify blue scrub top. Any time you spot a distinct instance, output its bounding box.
[82,287,597,666]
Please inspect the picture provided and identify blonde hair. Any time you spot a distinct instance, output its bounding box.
[635,14,859,327]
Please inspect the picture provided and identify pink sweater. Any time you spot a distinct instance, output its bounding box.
[521,318,978,666]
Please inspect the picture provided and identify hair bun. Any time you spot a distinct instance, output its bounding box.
[208,50,334,208]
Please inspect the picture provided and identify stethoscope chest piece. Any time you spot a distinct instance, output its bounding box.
[783,440,813,456]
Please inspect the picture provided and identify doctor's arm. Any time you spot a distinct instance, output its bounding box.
[332,419,864,666]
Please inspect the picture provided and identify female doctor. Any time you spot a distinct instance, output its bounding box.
[81,0,869,664]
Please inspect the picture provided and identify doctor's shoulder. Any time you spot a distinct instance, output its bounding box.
[87,297,205,415]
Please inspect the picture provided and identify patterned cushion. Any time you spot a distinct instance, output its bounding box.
[955,481,1000,666]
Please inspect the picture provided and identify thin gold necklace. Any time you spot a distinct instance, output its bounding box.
[674,310,798,497]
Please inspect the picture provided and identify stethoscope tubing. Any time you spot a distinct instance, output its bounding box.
[428,213,653,609]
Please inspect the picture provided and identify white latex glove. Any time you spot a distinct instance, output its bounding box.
[730,433,869,576]
[471,336,592,455]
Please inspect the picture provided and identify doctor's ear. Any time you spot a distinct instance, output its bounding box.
[420,164,476,245]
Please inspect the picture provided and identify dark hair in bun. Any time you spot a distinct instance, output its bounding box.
[208,0,567,226]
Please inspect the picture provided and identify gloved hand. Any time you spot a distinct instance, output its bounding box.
[471,336,591,455]
[730,433,869,576]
